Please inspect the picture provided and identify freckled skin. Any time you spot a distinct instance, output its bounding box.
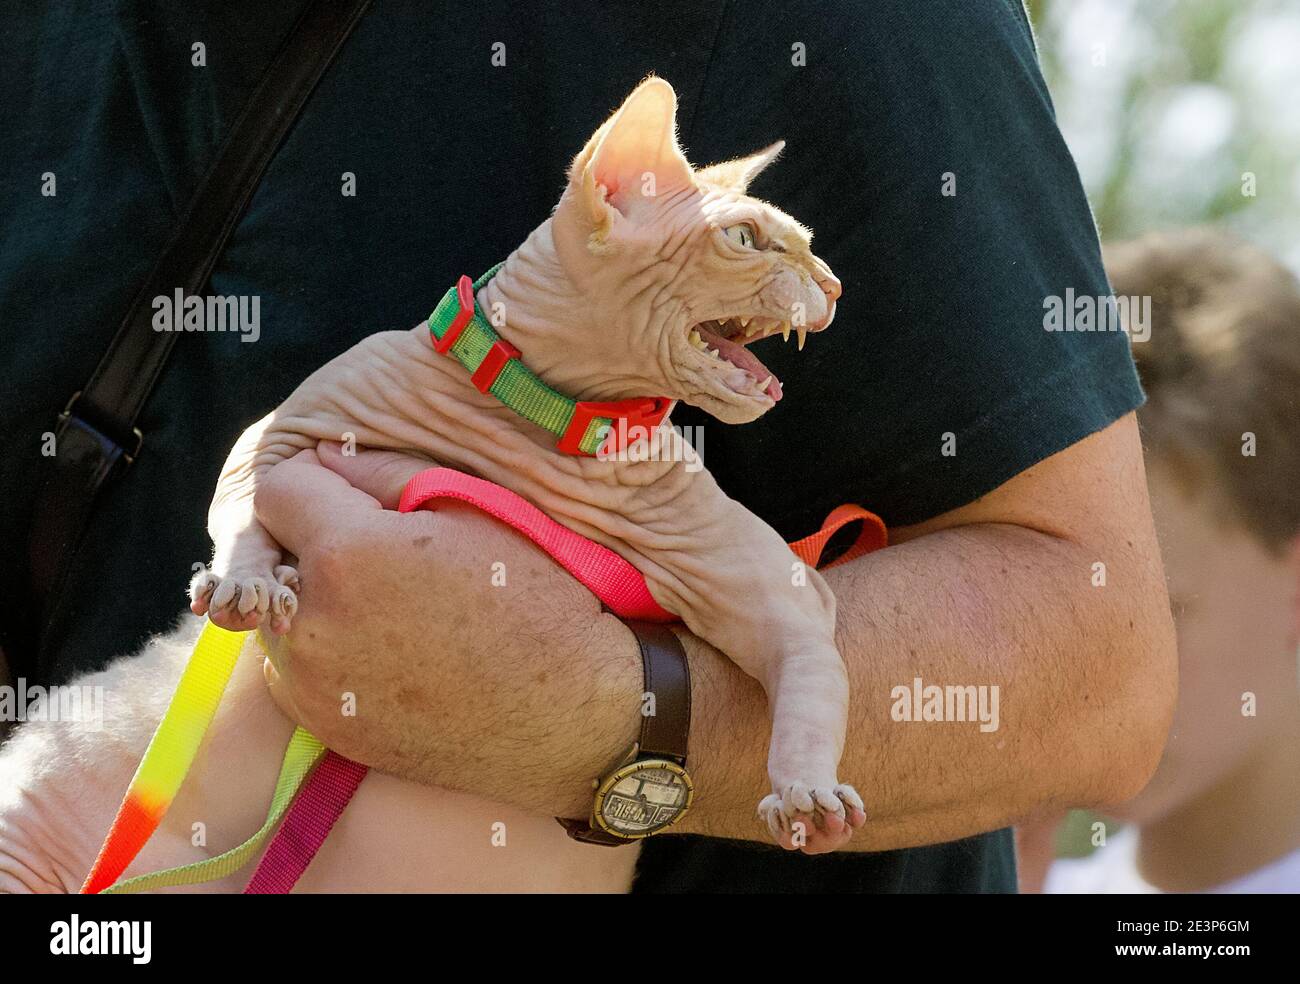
[0,79,859,884]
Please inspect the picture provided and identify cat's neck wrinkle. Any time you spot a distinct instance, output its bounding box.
[476,221,619,401]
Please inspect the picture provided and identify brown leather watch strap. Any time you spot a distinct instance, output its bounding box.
[629,619,690,764]
[555,815,625,846]
[557,618,691,846]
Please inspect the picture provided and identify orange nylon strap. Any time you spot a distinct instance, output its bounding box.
[787,503,889,570]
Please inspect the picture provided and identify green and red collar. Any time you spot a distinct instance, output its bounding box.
[428,267,671,456]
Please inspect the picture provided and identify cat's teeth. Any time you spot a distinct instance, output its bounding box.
[709,348,720,359]
[758,375,772,391]
[689,329,707,350]
[745,319,760,338]
[781,321,791,342]
[797,326,807,351]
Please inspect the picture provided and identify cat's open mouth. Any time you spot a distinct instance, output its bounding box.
[686,316,803,402]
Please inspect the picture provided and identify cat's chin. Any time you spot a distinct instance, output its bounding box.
[686,391,776,425]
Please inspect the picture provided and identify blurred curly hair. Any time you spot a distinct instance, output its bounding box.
[1105,227,1300,553]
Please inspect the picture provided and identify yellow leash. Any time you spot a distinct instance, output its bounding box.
[82,622,324,893]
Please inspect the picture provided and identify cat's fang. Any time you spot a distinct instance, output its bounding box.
[781,321,791,342]
[797,326,807,351]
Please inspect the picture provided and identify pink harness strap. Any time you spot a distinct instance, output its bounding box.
[244,466,886,892]
[397,467,675,622]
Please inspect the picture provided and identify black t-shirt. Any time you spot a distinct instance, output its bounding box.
[0,1,1141,892]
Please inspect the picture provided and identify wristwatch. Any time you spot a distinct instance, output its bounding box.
[556,619,694,845]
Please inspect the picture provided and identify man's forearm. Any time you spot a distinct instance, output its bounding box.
[387,418,1175,849]
[392,514,1171,850]
[673,520,1172,848]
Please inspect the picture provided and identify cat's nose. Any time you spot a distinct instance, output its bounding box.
[816,270,842,304]
[809,270,841,331]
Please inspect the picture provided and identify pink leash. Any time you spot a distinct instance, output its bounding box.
[244,466,885,892]
[242,751,367,893]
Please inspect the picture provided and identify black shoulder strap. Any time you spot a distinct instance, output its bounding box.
[26,0,370,674]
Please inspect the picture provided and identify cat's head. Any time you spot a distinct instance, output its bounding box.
[549,77,841,425]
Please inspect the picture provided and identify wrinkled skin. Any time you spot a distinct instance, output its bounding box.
[1,79,863,889]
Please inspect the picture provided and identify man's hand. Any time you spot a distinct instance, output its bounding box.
[253,442,643,817]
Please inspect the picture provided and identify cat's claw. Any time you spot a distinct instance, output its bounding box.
[188,568,219,616]
[758,782,865,855]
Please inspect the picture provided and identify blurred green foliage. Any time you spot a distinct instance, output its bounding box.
[1026,0,1300,271]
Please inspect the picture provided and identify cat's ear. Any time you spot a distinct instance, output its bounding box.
[694,141,785,193]
[570,77,694,227]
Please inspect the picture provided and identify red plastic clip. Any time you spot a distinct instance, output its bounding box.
[432,275,476,354]
[470,339,522,393]
[557,397,672,456]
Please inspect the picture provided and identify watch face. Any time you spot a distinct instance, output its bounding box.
[593,759,694,839]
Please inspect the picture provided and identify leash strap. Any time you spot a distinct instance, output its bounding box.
[80,622,247,893]
[242,468,887,893]
[102,728,325,894]
[242,751,368,893]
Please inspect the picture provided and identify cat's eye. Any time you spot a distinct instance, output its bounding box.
[723,223,757,249]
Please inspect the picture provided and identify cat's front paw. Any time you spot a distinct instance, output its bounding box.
[758,782,865,855]
[189,564,299,634]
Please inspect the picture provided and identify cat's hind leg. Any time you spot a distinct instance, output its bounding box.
[189,415,307,634]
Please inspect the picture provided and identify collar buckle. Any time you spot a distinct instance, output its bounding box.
[558,397,672,457]
[432,275,477,354]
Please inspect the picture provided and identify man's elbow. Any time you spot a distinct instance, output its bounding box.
[1078,589,1179,809]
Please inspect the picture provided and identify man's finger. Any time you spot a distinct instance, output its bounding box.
[253,448,387,556]
[315,440,430,510]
